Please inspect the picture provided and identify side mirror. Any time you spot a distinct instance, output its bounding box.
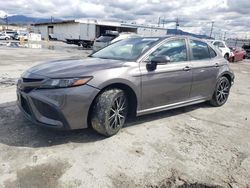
[146,55,170,71]
[151,55,170,65]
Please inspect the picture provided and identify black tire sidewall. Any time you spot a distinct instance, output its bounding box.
[91,89,128,136]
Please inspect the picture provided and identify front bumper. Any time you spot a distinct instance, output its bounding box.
[17,84,100,130]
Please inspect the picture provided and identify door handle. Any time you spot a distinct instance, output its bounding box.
[215,63,219,68]
[183,66,191,71]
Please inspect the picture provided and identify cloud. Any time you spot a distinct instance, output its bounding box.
[0,10,7,18]
[0,0,249,38]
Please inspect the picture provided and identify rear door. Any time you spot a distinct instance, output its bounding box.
[189,39,219,99]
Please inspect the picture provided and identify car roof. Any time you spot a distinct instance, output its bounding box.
[139,35,211,42]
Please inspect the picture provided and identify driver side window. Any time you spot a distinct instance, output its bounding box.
[148,39,187,63]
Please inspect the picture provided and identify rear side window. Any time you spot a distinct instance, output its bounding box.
[208,46,217,58]
[190,40,210,60]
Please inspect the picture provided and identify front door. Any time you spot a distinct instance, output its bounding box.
[140,38,192,110]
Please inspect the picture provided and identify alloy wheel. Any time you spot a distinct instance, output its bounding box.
[216,79,230,105]
[108,95,127,130]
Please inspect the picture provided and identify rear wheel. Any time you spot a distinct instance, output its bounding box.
[209,76,231,107]
[91,89,128,136]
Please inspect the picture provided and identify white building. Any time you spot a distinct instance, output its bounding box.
[32,19,168,41]
[121,23,168,37]
[0,24,28,33]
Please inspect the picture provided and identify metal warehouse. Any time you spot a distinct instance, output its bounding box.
[32,19,167,41]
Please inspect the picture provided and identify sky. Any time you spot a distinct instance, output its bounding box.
[0,0,249,39]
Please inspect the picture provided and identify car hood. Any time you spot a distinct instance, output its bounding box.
[25,57,125,78]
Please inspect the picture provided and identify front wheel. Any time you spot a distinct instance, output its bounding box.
[209,76,231,107]
[91,89,128,136]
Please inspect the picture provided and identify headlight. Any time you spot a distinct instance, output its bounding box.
[39,77,92,89]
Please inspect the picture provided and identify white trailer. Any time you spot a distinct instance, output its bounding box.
[33,20,96,41]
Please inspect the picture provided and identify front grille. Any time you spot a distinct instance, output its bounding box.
[19,78,44,93]
[22,78,44,82]
[32,98,61,122]
[23,87,35,93]
[21,95,31,115]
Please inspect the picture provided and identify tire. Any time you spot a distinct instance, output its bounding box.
[224,54,229,60]
[5,37,9,40]
[209,76,231,107]
[81,43,86,48]
[91,89,128,136]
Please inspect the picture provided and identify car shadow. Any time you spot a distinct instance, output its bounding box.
[0,101,211,148]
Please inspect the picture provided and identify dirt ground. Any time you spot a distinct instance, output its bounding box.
[0,41,249,188]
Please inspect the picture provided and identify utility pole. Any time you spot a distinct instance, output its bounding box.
[209,21,214,38]
[4,15,8,30]
[223,32,227,41]
[175,17,179,35]
[158,17,161,27]
[235,38,238,47]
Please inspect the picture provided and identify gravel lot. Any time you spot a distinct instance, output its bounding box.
[0,41,249,188]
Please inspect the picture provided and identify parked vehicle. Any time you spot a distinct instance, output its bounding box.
[93,32,139,52]
[208,40,231,60]
[2,31,18,39]
[66,38,93,48]
[0,33,11,40]
[92,32,118,52]
[242,44,250,59]
[229,47,246,62]
[17,36,234,136]
[14,33,28,41]
[49,34,58,41]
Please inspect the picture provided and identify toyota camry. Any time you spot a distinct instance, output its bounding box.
[17,36,234,136]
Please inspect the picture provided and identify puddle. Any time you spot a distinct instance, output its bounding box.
[0,77,16,88]
[4,161,70,188]
[0,41,91,51]
[0,41,42,49]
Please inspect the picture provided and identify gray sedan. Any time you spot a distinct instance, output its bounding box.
[17,36,234,136]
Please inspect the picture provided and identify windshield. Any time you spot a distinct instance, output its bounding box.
[91,37,160,61]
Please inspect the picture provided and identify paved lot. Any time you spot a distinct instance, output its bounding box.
[0,42,249,188]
